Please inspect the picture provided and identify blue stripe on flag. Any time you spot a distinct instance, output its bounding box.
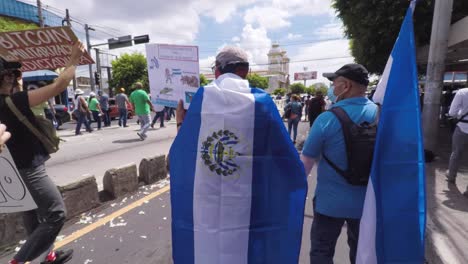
[371,8,426,263]
[169,87,205,264]
[248,88,307,263]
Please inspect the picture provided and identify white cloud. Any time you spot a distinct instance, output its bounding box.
[244,7,291,30]
[239,25,272,67]
[287,33,303,40]
[231,36,241,42]
[315,22,345,39]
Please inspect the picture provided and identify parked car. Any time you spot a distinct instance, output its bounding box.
[45,104,71,129]
[109,98,134,120]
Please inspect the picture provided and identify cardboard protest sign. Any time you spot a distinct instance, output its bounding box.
[146,44,199,109]
[0,26,94,72]
[0,147,37,213]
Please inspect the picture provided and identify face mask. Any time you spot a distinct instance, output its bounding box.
[328,85,337,103]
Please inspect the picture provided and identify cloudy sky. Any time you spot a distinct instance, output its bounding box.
[34,0,354,84]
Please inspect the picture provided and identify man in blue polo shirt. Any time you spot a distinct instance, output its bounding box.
[301,64,378,264]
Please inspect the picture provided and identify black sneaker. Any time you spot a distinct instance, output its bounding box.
[40,249,73,264]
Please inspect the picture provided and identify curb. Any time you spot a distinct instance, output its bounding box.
[0,154,168,251]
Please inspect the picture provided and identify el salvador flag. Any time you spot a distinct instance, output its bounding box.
[169,73,308,264]
[358,2,426,263]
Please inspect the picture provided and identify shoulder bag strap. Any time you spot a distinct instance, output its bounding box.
[457,111,468,124]
[5,97,51,147]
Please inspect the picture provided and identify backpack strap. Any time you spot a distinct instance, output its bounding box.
[322,107,353,178]
[457,111,468,124]
[5,97,51,149]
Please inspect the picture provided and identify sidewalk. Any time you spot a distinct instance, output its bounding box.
[425,128,468,264]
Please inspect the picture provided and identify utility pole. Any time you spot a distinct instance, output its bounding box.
[303,66,308,87]
[36,0,44,27]
[422,0,454,152]
[85,24,96,91]
[63,9,78,91]
[95,48,102,90]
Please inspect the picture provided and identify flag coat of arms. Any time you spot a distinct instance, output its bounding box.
[357,2,426,263]
[169,73,308,264]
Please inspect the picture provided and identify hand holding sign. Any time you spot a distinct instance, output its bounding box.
[67,41,86,68]
[0,27,94,72]
[0,124,11,153]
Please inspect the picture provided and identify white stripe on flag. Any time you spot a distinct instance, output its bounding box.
[193,78,255,264]
[372,56,393,105]
[356,179,377,264]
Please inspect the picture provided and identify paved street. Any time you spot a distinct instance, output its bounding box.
[1,119,352,264]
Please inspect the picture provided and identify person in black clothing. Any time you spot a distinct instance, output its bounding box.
[307,91,326,127]
[0,42,85,264]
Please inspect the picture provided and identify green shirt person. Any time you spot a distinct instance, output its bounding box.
[129,82,154,140]
[88,97,100,111]
[88,92,103,130]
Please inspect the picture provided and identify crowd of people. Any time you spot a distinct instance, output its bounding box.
[1,40,467,264]
[72,83,177,140]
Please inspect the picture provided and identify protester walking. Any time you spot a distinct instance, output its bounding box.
[130,82,154,140]
[151,104,166,128]
[285,94,302,144]
[115,88,131,127]
[170,46,307,264]
[0,41,85,264]
[301,64,378,264]
[447,88,468,195]
[74,89,92,135]
[308,91,326,127]
[88,92,103,130]
[98,90,111,127]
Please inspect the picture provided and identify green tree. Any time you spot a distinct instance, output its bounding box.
[289,83,306,94]
[305,87,315,95]
[200,74,209,86]
[272,88,286,96]
[110,53,149,94]
[0,17,38,32]
[247,73,269,89]
[332,0,468,74]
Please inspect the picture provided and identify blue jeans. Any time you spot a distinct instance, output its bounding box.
[75,111,91,134]
[102,109,111,126]
[152,111,165,127]
[310,210,360,264]
[288,116,300,142]
[91,110,102,129]
[118,108,128,127]
[138,114,151,137]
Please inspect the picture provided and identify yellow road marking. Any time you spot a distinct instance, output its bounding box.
[54,185,171,249]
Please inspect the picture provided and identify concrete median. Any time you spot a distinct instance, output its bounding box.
[139,155,167,185]
[103,163,139,199]
[59,175,100,219]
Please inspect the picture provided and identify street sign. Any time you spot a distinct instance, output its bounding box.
[294,71,317,81]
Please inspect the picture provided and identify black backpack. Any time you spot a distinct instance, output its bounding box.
[323,106,379,186]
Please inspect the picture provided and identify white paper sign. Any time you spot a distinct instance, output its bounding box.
[146,44,200,109]
[0,147,37,213]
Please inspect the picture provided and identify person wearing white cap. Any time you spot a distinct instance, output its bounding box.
[0,41,85,264]
[74,89,93,135]
[88,92,103,130]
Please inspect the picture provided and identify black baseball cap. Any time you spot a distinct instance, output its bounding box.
[0,58,22,78]
[323,63,369,86]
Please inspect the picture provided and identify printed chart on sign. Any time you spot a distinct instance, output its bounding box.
[0,148,36,213]
[146,44,200,109]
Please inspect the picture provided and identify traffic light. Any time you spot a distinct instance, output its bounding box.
[94,72,101,86]
[134,35,150,45]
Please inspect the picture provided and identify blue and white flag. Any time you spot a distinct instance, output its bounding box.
[358,3,426,263]
[169,74,308,264]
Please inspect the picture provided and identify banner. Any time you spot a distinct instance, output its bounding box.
[0,26,94,72]
[0,147,37,213]
[146,44,199,109]
[294,71,317,81]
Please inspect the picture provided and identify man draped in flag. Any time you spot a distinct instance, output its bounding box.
[169,46,308,264]
[357,2,426,263]
[301,63,378,264]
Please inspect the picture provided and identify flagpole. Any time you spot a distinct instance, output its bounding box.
[422,0,454,152]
